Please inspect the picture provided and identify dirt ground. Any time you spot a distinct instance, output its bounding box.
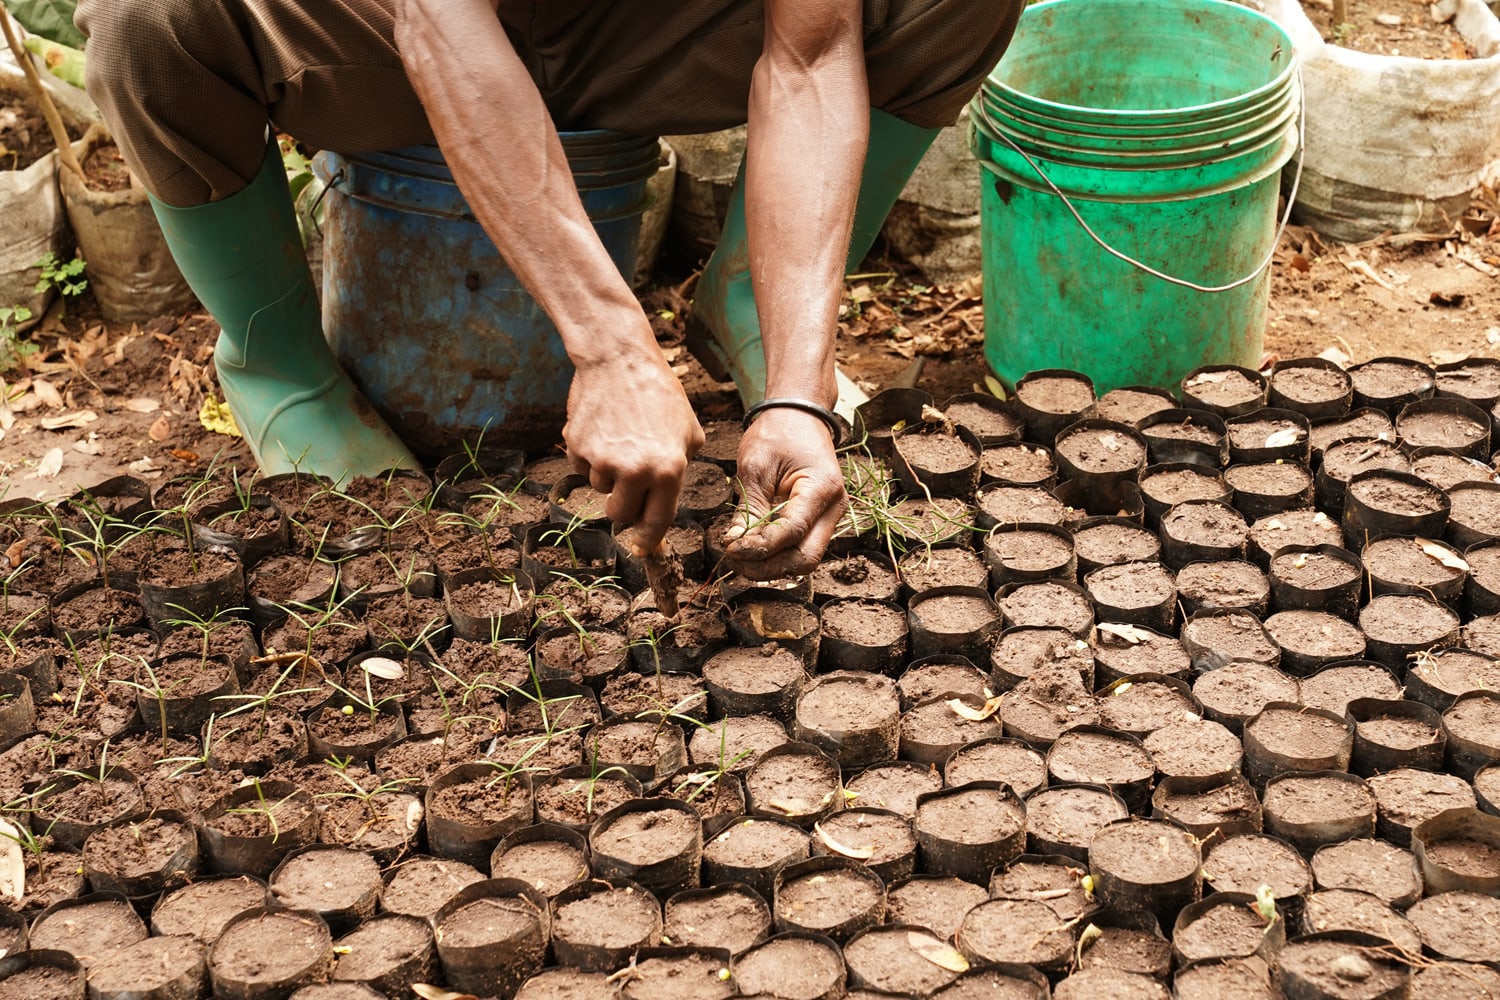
[1,188,1497,503]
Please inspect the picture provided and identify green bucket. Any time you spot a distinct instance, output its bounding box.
[973,0,1299,394]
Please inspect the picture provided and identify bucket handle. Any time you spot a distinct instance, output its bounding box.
[972,67,1305,295]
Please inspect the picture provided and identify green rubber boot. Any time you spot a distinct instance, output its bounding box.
[150,142,420,482]
[686,109,941,418]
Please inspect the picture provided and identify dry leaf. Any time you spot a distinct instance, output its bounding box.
[814,822,875,860]
[948,695,1003,721]
[1099,622,1153,644]
[0,819,24,903]
[361,657,406,681]
[128,456,163,476]
[171,449,200,463]
[1185,370,1230,387]
[31,379,62,409]
[1263,428,1302,449]
[1416,538,1469,572]
[413,987,479,1000]
[124,397,161,413]
[73,435,102,456]
[1316,345,1351,367]
[40,410,98,431]
[405,799,425,834]
[148,415,172,442]
[1431,349,1471,366]
[32,448,63,480]
[907,931,970,973]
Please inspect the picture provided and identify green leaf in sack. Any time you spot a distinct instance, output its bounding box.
[7,0,86,50]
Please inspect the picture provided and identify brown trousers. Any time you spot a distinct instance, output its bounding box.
[76,0,1019,206]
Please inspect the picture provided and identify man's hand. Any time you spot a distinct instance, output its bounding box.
[725,409,847,579]
[564,340,704,557]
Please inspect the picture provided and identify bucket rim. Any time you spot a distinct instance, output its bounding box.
[979,80,1295,138]
[987,0,1297,123]
[973,100,1297,168]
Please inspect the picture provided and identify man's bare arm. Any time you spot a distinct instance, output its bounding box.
[727,0,866,577]
[394,0,702,552]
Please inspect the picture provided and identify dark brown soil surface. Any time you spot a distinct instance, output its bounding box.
[1280,938,1408,1000]
[1177,559,1269,611]
[1407,891,1500,964]
[898,429,978,475]
[1204,834,1313,901]
[733,935,844,1000]
[1313,837,1422,906]
[1025,783,1128,858]
[1161,501,1249,548]
[662,884,770,955]
[979,442,1056,485]
[1092,388,1175,426]
[1303,888,1422,955]
[885,875,987,939]
[1016,374,1093,416]
[844,925,964,996]
[1193,662,1300,727]
[1271,365,1351,409]
[1175,897,1274,963]
[1182,369,1263,411]
[1072,520,1160,568]
[945,399,1023,441]
[812,552,901,602]
[844,761,942,817]
[975,484,1066,527]
[1143,718,1243,778]
[1055,426,1144,476]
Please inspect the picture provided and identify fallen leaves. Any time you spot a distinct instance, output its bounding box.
[148,414,171,442]
[123,397,160,413]
[907,931,970,973]
[198,396,241,438]
[31,447,64,480]
[948,694,1003,722]
[813,822,875,860]
[1099,622,1154,645]
[360,657,406,681]
[1416,538,1468,571]
[39,410,97,431]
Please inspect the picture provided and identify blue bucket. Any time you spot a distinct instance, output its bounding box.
[316,132,661,459]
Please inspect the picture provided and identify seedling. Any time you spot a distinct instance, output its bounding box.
[214,663,323,742]
[669,718,752,805]
[156,715,223,779]
[50,494,143,592]
[110,657,193,753]
[33,252,87,304]
[0,605,45,661]
[0,305,35,371]
[159,603,249,667]
[318,754,417,822]
[327,667,404,727]
[0,792,58,880]
[438,482,532,574]
[260,588,365,686]
[222,778,298,842]
[538,513,592,568]
[568,744,632,817]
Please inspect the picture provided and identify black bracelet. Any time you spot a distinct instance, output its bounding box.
[742,397,845,447]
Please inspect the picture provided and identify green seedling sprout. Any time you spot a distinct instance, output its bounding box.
[668,717,753,805]
[0,605,45,661]
[437,481,530,575]
[327,667,403,727]
[214,663,323,742]
[159,603,249,667]
[538,512,592,569]
[318,754,417,822]
[51,493,143,592]
[110,657,192,754]
[262,587,365,687]
[0,790,59,881]
[222,778,296,843]
[570,742,631,818]
[156,715,222,779]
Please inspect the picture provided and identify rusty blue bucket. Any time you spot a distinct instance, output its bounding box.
[316,132,661,459]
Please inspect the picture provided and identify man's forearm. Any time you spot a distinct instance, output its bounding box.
[745,2,869,409]
[394,0,654,368]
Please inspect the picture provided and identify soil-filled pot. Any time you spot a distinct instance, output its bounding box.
[193,494,291,568]
[1362,533,1467,607]
[854,388,933,460]
[200,781,320,877]
[1047,725,1155,814]
[1411,807,1500,897]
[892,423,982,499]
[1089,818,1202,926]
[744,742,844,829]
[808,807,917,884]
[1346,697,1446,776]
[443,567,534,642]
[1180,365,1266,418]
[1083,560,1177,631]
[899,692,1002,767]
[269,846,382,936]
[1398,396,1493,460]
[1159,500,1250,570]
[1316,436,1408,513]
[1268,544,1363,619]
[982,522,1077,590]
[1341,469,1450,551]
[425,762,535,869]
[1012,369,1096,444]
[1151,772,1262,848]
[1226,408,1312,466]
[137,543,245,630]
[1243,703,1355,787]
[1053,418,1148,495]
[432,879,550,1000]
[489,823,589,900]
[793,671,901,768]
[732,930,845,1000]
[1268,359,1353,420]
[772,855,887,945]
[1447,480,1500,549]
[913,781,1026,880]
[1139,408,1228,468]
[841,923,968,996]
[1263,771,1377,855]
[584,717,687,786]
[701,644,806,722]
[1445,690,1500,780]
[1054,477,1146,522]
[82,809,200,904]
[1345,357,1434,417]
[207,906,334,1000]
[702,817,810,902]
[1175,559,1270,617]
[727,598,821,666]
[588,797,702,897]
[817,598,909,675]
[1225,461,1316,522]
[0,949,85,1000]
[521,524,617,584]
[328,912,438,996]
[1357,593,1460,669]
[29,890,148,969]
[33,766,145,853]
[135,651,239,738]
[0,671,35,747]
[957,897,1075,973]
[150,874,273,946]
[50,577,147,643]
[1277,931,1411,1000]
[550,877,662,972]
[662,882,772,956]
[1172,891,1285,969]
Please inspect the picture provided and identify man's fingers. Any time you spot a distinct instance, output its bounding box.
[727,486,846,579]
[605,478,645,533]
[627,469,684,556]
